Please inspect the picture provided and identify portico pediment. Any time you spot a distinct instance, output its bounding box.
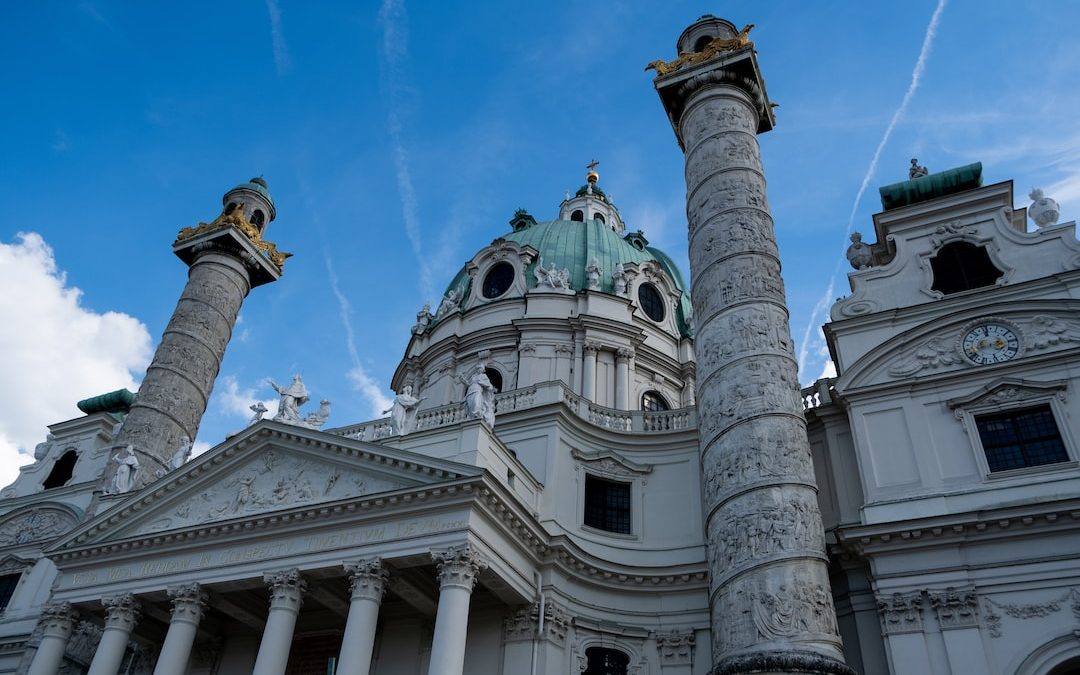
[51,422,480,550]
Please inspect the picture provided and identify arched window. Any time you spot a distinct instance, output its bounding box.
[251,209,266,229]
[594,212,605,224]
[482,262,515,298]
[637,283,666,322]
[225,202,238,214]
[1048,656,1080,675]
[694,35,713,52]
[641,390,669,412]
[42,450,78,489]
[930,241,1003,295]
[484,368,503,393]
[584,647,630,675]
[571,210,585,222]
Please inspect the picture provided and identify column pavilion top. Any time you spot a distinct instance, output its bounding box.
[647,15,776,145]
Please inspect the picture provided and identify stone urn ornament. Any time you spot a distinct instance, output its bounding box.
[1028,188,1060,228]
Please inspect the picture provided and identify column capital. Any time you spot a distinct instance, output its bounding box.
[38,601,78,640]
[432,544,487,591]
[583,341,602,354]
[264,568,307,612]
[102,593,141,632]
[876,591,924,635]
[167,583,208,624]
[616,347,635,360]
[656,628,696,667]
[928,587,980,630]
[344,557,389,602]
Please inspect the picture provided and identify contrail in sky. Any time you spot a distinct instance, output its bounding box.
[378,0,436,299]
[265,0,291,75]
[797,0,947,380]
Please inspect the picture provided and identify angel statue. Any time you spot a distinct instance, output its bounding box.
[383,385,425,436]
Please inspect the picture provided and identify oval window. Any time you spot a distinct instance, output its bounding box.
[637,283,665,322]
[482,262,515,298]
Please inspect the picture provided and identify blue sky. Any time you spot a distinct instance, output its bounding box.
[2,1,1079,478]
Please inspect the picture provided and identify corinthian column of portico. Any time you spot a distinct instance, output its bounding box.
[152,584,208,675]
[427,544,486,675]
[87,594,141,675]
[336,559,389,675]
[253,569,307,675]
[26,602,77,675]
[650,17,852,675]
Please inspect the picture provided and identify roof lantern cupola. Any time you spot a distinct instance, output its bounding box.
[558,159,626,234]
[223,176,276,235]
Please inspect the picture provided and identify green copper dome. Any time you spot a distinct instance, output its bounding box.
[442,219,693,337]
[227,176,275,209]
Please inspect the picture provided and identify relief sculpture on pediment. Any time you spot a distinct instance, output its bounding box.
[132,452,404,535]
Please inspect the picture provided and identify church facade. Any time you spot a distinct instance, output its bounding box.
[0,15,1079,675]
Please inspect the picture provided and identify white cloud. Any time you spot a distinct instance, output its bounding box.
[215,375,278,421]
[0,232,152,487]
[191,440,213,458]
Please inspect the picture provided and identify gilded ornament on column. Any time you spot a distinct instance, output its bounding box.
[646,24,755,77]
[175,203,292,269]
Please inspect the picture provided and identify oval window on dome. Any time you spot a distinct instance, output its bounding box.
[637,283,665,322]
[482,262,515,299]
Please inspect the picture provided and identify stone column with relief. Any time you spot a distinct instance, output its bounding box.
[107,179,288,488]
[253,568,307,675]
[87,594,141,675]
[650,16,851,674]
[336,559,389,675]
[26,602,78,675]
[427,544,486,675]
[152,583,208,675]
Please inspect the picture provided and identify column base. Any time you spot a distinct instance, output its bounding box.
[710,650,856,675]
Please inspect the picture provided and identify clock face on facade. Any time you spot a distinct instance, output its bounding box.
[961,323,1020,365]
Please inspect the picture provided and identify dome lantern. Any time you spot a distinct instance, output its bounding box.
[559,159,626,233]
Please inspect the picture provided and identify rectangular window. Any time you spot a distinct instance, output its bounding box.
[584,475,631,534]
[975,404,1068,472]
[0,573,20,613]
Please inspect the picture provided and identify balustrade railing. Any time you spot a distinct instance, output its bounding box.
[328,380,697,440]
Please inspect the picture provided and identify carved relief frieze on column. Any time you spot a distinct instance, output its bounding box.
[928,588,980,630]
[432,544,487,590]
[652,15,850,674]
[345,558,389,602]
[656,629,696,667]
[264,568,308,612]
[877,592,924,634]
[168,583,209,624]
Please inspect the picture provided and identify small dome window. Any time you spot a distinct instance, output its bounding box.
[594,212,605,224]
[930,241,1003,295]
[641,390,669,412]
[482,262,515,299]
[43,450,78,489]
[251,209,266,229]
[694,35,713,52]
[225,202,238,215]
[637,283,666,322]
[484,368,503,393]
[571,210,585,222]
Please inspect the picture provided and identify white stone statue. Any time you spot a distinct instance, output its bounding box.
[909,158,928,179]
[248,402,268,426]
[412,303,433,334]
[383,385,425,436]
[1029,188,1060,228]
[534,256,571,290]
[168,435,192,471]
[463,366,496,427]
[585,258,602,290]
[612,263,628,296]
[108,445,139,494]
[845,232,873,270]
[436,290,460,318]
[301,400,332,430]
[269,374,309,425]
